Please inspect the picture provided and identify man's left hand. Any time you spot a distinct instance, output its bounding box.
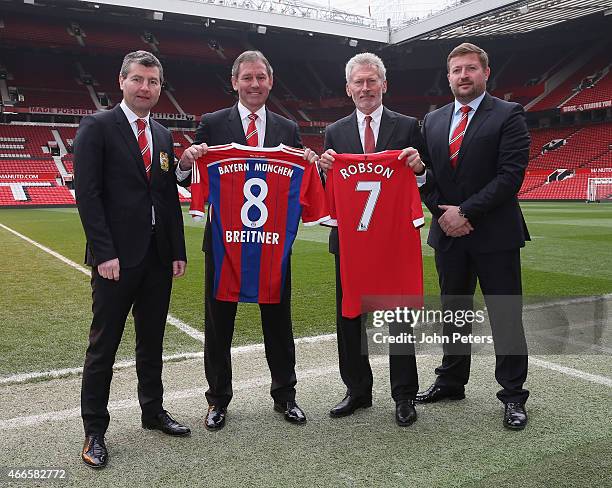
[438,205,473,236]
[399,147,425,175]
[173,260,187,278]
[303,148,319,165]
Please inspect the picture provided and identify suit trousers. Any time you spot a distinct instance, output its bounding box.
[433,240,529,404]
[203,249,297,407]
[334,255,419,402]
[81,238,172,435]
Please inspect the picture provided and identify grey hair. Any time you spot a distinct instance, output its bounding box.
[345,52,386,83]
[119,50,164,83]
[231,50,273,78]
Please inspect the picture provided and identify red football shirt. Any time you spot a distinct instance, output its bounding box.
[325,150,424,318]
[190,143,329,304]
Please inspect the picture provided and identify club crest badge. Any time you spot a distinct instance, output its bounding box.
[160,152,170,172]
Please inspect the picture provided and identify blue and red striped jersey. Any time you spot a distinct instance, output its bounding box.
[190,143,329,304]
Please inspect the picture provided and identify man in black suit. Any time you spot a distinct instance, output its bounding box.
[177,50,317,430]
[74,51,190,469]
[416,43,530,430]
[318,52,428,427]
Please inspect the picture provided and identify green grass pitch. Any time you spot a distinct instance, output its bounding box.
[0,202,610,487]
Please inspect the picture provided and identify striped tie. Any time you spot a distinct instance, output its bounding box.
[136,118,151,179]
[246,113,258,147]
[449,105,472,168]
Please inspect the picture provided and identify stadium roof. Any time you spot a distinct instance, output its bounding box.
[77,0,612,45]
[392,0,612,43]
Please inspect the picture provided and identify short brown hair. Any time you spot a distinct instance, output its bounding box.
[120,50,164,83]
[447,43,489,72]
[231,50,273,79]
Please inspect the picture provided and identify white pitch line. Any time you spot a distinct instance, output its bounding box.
[0,334,336,386]
[0,222,204,343]
[529,357,612,387]
[2,223,611,395]
[0,359,387,431]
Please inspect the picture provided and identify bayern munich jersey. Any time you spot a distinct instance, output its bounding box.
[325,150,424,318]
[190,143,329,304]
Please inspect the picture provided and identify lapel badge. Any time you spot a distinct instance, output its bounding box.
[160,152,170,172]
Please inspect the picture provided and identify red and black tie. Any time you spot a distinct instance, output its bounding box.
[449,105,472,168]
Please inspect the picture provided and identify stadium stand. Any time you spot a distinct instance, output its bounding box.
[0,3,610,205]
[561,68,612,109]
[528,123,612,171]
[530,50,611,111]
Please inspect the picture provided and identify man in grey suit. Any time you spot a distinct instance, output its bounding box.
[319,52,428,427]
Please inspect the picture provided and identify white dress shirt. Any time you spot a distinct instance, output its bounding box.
[120,100,155,224]
[175,102,268,182]
[236,102,267,148]
[356,104,383,151]
[448,91,486,143]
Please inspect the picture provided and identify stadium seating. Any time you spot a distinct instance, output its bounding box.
[530,51,610,111]
[0,125,57,159]
[528,123,612,170]
[562,69,612,109]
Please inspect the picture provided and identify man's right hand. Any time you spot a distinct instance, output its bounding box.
[98,258,120,281]
[178,143,208,171]
[318,149,336,174]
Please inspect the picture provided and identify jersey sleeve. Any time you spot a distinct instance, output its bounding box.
[189,158,209,221]
[321,166,337,227]
[407,170,425,228]
[300,161,331,226]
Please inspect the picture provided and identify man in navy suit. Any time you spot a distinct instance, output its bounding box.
[416,43,531,430]
[318,52,428,427]
[177,50,317,430]
[75,50,190,469]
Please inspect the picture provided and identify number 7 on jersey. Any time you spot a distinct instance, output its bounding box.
[355,181,381,231]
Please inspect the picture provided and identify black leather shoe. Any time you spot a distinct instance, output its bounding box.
[329,395,372,418]
[205,405,227,431]
[415,384,465,403]
[274,401,307,424]
[395,400,417,427]
[142,410,191,436]
[81,434,108,469]
[504,402,527,430]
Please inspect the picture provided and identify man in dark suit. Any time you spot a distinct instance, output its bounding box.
[416,42,531,430]
[74,50,190,469]
[318,52,428,427]
[177,50,317,430]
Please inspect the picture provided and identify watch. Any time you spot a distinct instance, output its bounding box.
[458,206,467,219]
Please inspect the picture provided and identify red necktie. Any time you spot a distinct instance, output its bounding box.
[449,105,472,168]
[136,118,151,179]
[364,115,375,154]
[246,113,258,147]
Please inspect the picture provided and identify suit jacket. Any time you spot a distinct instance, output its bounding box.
[323,106,428,254]
[188,103,303,252]
[421,92,530,253]
[74,104,186,268]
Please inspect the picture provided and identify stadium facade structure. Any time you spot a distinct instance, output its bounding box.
[0,0,610,205]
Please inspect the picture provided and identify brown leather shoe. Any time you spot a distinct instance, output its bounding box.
[81,434,108,469]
